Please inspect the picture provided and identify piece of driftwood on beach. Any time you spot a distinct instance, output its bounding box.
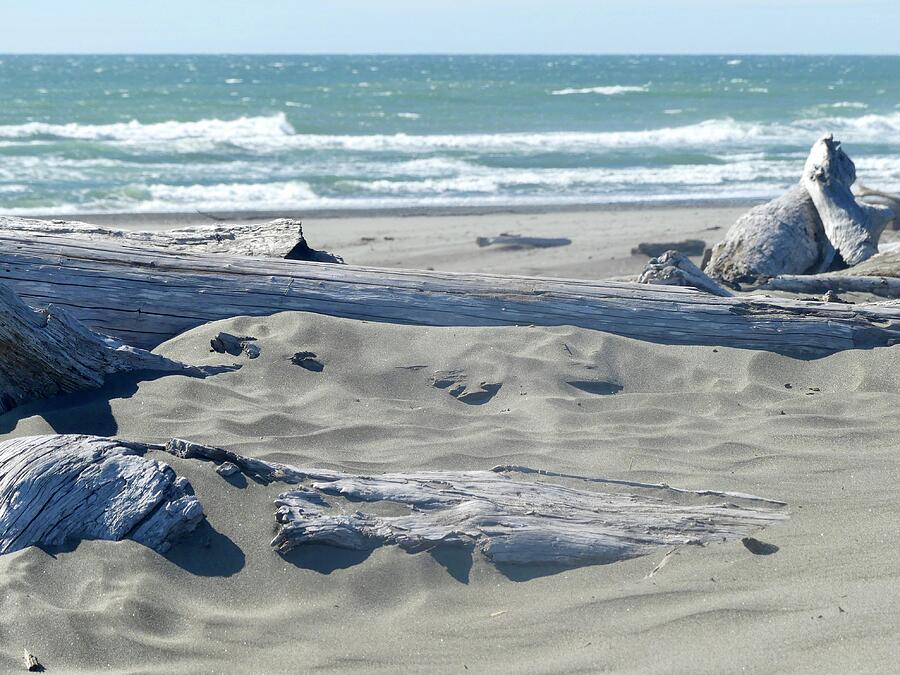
[0,435,204,555]
[0,280,193,414]
[476,233,572,249]
[0,434,786,573]
[1,221,898,358]
[705,135,894,286]
[632,239,706,258]
[642,247,900,299]
[161,439,786,570]
[0,216,344,262]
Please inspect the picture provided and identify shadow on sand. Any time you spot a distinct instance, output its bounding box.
[0,365,238,436]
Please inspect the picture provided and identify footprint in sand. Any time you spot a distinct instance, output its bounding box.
[431,369,502,405]
[567,380,623,396]
[291,351,324,372]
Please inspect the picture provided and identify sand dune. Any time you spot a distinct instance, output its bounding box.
[0,306,897,672]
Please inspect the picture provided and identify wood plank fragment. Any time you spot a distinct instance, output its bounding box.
[0,435,204,555]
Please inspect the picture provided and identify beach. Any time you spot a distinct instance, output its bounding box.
[0,203,897,672]
[56,202,753,280]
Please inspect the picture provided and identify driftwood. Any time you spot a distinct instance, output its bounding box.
[0,435,204,555]
[638,251,732,297]
[476,234,572,249]
[0,216,343,262]
[801,135,892,266]
[759,274,900,298]
[857,185,900,229]
[0,435,786,573]
[0,222,898,358]
[0,280,193,414]
[706,136,894,286]
[705,185,830,285]
[160,439,786,570]
[632,239,706,258]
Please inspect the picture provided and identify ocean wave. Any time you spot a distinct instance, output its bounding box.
[0,112,296,144]
[550,85,648,96]
[3,112,900,156]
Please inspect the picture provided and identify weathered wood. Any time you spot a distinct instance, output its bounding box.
[705,136,895,286]
[0,435,204,555]
[757,245,900,298]
[856,184,900,230]
[705,185,829,285]
[476,234,571,249]
[0,216,343,262]
[632,239,706,258]
[801,135,893,266]
[0,226,898,358]
[759,274,900,298]
[639,250,732,297]
[158,439,787,570]
[0,280,193,414]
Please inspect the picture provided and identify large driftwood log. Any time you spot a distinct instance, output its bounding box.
[801,135,892,266]
[0,281,193,414]
[705,185,829,285]
[0,435,204,555]
[0,216,343,262]
[0,225,898,358]
[706,135,894,286]
[161,439,786,570]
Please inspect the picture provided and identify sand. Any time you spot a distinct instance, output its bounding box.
[0,205,898,673]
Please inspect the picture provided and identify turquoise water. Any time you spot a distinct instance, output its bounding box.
[1,54,899,214]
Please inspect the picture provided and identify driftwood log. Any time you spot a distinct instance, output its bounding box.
[800,135,892,267]
[0,435,786,572]
[705,135,894,286]
[857,185,900,229]
[476,234,572,249]
[0,280,194,414]
[0,216,343,262]
[632,239,706,258]
[162,439,786,570]
[0,435,204,555]
[0,222,898,358]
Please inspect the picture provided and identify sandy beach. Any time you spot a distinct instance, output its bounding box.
[0,204,897,672]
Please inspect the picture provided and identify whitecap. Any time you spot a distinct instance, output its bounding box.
[551,85,647,96]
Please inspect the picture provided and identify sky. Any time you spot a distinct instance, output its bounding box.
[1,0,898,55]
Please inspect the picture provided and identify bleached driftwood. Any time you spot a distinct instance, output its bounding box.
[0,216,343,262]
[0,435,204,555]
[476,234,572,249]
[705,185,829,285]
[632,239,706,258]
[159,439,786,570]
[801,135,893,266]
[0,281,193,414]
[706,136,894,286]
[756,245,900,298]
[639,251,732,297]
[856,184,900,229]
[759,274,900,298]
[1,226,899,358]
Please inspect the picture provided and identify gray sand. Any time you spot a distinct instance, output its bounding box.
[0,206,897,672]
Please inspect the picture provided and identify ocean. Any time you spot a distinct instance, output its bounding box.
[1,54,899,215]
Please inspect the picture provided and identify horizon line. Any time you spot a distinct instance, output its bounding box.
[2,52,900,57]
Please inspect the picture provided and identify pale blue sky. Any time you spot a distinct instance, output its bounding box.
[1,0,898,54]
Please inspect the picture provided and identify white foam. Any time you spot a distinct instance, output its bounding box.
[0,113,296,145]
[551,85,647,96]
